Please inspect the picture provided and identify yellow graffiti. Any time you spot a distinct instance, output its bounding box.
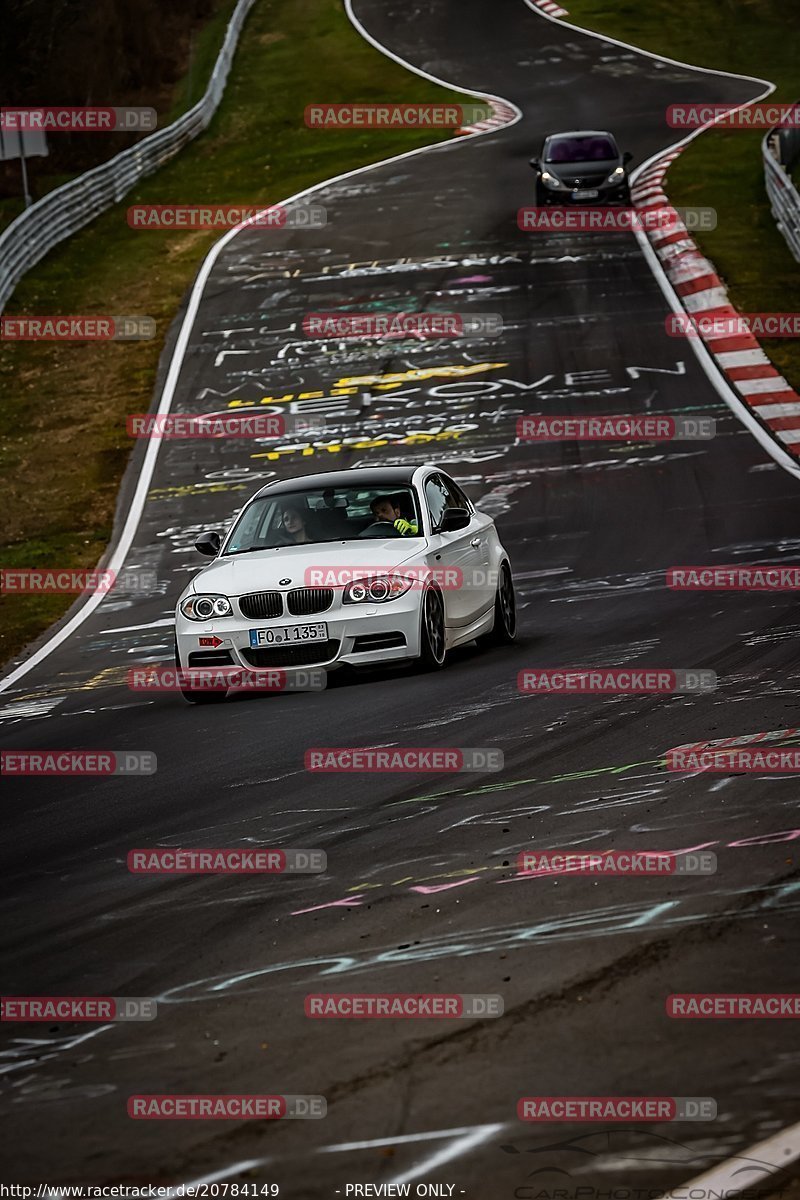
[337,362,508,387]
[228,388,359,409]
[251,429,467,461]
[225,363,507,409]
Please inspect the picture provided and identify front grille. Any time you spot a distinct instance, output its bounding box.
[568,173,606,187]
[287,587,334,616]
[352,633,406,652]
[239,591,283,620]
[187,650,234,666]
[242,639,340,668]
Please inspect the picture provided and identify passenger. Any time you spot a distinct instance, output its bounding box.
[280,503,311,544]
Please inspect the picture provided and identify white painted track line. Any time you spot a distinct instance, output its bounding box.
[664,1120,800,1199]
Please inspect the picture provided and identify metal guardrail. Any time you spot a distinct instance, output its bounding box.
[763,107,800,264]
[0,0,258,313]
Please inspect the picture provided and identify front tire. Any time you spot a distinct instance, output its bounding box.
[415,587,447,671]
[175,638,227,705]
[478,562,517,647]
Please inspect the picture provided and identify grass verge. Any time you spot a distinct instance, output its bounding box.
[554,0,800,392]
[0,0,477,667]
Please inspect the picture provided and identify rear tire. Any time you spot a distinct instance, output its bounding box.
[415,587,447,671]
[478,562,517,647]
[175,638,227,704]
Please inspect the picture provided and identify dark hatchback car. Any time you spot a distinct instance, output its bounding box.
[530,130,633,205]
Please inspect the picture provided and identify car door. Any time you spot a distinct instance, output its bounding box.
[442,474,498,613]
[424,473,485,626]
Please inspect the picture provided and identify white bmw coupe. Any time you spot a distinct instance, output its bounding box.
[174,465,516,702]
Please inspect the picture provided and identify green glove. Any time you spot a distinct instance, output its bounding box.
[394,518,418,536]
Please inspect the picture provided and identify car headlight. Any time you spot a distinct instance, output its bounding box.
[541,170,565,190]
[606,166,626,183]
[180,594,232,620]
[343,575,413,605]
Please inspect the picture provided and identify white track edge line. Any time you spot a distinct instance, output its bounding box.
[519,0,773,86]
[667,1118,800,1198]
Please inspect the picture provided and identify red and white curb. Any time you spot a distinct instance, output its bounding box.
[530,0,569,16]
[631,153,800,456]
[456,99,519,137]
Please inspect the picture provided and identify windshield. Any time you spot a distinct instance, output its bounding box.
[223,485,422,553]
[545,135,617,163]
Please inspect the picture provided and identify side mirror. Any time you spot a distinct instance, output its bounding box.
[529,156,540,169]
[439,508,471,533]
[623,151,633,164]
[195,530,221,556]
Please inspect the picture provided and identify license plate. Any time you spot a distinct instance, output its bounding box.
[249,623,327,647]
[572,189,599,200]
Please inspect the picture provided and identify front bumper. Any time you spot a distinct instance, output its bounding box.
[175,592,424,672]
[539,182,629,204]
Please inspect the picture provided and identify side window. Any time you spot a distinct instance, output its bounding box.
[226,502,266,552]
[443,478,471,511]
[425,474,457,530]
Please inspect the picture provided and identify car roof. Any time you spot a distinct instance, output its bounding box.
[253,465,434,500]
[544,130,616,141]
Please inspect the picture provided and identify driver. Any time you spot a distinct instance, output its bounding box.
[370,495,418,536]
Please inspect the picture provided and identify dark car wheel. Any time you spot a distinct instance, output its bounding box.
[478,562,517,648]
[175,638,227,704]
[416,587,447,671]
[535,182,550,206]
